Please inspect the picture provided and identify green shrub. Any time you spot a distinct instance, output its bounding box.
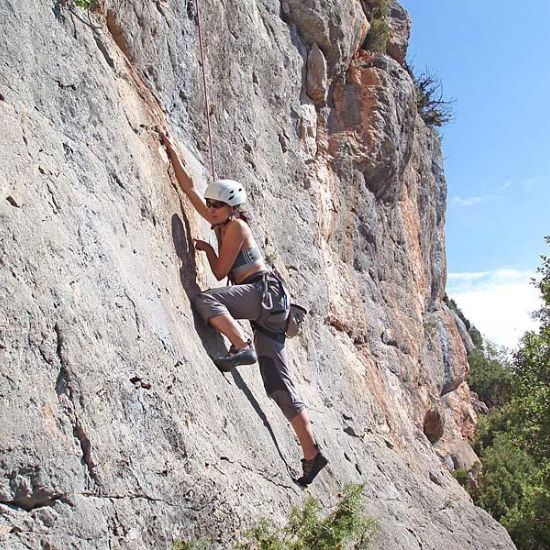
[364,0,390,54]
[501,464,550,550]
[237,484,376,550]
[465,237,550,549]
[473,430,550,549]
[173,485,376,550]
[71,0,98,9]
[475,433,535,520]
[452,468,470,488]
[406,66,454,129]
[510,331,550,464]
[467,343,514,408]
[172,541,210,550]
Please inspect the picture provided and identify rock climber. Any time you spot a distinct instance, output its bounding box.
[160,131,328,486]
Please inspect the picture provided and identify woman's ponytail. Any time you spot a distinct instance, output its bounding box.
[234,205,252,224]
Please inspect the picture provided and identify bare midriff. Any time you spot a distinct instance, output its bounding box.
[232,262,268,285]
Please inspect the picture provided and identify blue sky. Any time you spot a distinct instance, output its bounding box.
[399,0,549,347]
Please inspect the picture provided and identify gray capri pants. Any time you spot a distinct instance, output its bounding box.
[192,273,306,421]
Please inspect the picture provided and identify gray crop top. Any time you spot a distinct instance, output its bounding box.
[229,245,263,278]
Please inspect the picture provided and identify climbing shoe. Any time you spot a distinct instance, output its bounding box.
[214,342,257,372]
[297,448,328,486]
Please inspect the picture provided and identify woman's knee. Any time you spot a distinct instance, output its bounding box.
[192,291,213,319]
[192,291,208,309]
[192,290,228,322]
[269,389,306,422]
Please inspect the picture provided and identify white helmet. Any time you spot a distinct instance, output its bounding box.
[204,179,247,206]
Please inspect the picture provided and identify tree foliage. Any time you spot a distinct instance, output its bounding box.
[237,484,377,550]
[363,0,390,54]
[467,237,550,550]
[58,0,98,10]
[73,0,97,8]
[467,343,514,408]
[407,67,454,128]
[173,485,377,550]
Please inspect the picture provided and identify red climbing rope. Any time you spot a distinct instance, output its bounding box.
[194,0,217,181]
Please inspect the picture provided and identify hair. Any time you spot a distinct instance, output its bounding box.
[233,204,252,224]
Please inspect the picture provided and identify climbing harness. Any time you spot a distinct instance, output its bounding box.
[194,0,217,180]
[261,277,274,310]
[245,272,308,341]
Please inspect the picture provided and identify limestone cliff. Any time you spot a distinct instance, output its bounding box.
[0,1,514,548]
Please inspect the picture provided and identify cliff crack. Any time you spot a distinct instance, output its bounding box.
[0,492,65,513]
[238,462,296,492]
[406,526,423,549]
[38,343,54,365]
[46,183,61,213]
[343,425,363,439]
[93,33,116,70]
[6,195,20,207]
[54,322,70,396]
[80,491,168,504]
[53,323,100,487]
[123,290,141,339]
[153,0,167,19]
[73,423,100,485]
[105,10,131,61]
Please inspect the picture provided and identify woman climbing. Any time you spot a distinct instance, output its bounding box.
[160,132,328,486]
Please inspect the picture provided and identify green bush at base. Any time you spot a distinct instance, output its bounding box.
[173,484,377,550]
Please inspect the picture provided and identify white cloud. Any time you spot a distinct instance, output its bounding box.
[520,177,543,191]
[447,268,541,350]
[450,196,485,207]
[450,194,502,208]
[447,271,490,283]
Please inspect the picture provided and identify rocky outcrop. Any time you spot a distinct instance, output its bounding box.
[362,0,411,65]
[283,0,370,76]
[305,43,328,104]
[423,409,445,444]
[0,1,514,549]
[451,309,476,353]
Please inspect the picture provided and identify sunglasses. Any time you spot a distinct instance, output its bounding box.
[206,199,228,209]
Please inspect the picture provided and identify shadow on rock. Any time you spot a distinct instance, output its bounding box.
[171,209,227,358]
[230,368,293,475]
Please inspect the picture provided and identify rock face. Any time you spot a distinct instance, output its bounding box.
[0,1,514,549]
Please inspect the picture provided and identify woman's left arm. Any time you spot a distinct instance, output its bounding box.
[195,221,245,281]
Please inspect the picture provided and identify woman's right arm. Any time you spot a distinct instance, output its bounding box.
[159,131,213,222]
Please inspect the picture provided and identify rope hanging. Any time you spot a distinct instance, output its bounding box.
[194,0,217,181]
